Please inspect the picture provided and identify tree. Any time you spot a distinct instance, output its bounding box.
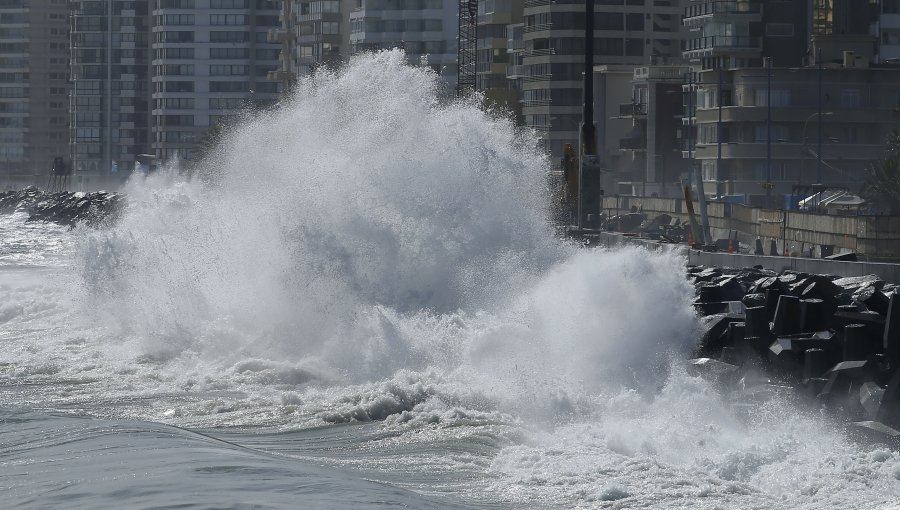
[861,129,900,214]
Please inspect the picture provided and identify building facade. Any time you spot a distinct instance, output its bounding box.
[151,0,282,162]
[616,65,691,197]
[69,0,153,188]
[476,0,522,118]
[520,0,687,161]
[0,0,69,188]
[349,0,458,90]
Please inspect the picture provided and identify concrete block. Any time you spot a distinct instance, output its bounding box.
[885,294,900,367]
[697,313,744,356]
[856,286,890,316]
[741,293,766,308]
[825,360,879,382]
[772,295,802,336]
[860,382,885,419]
[843,323,874,362]
[804,348,831,381]
[878,369,900,427]
[800,298,827,332]
[850,421,900,445]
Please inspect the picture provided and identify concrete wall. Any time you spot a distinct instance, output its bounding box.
[594,232,900,283]
[597,195,900,259]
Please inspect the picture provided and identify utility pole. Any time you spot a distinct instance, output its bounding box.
[577,0,599,229]
[716,67,723,200]
[766,56,772,209]
[817,47,823,184]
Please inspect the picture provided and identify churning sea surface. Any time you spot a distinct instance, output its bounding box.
[3,52,900,509]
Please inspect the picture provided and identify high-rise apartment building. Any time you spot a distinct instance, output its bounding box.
[476,0,522,119]
[519,0,687,161]
[349,0,458,89]
[680,0,900,204]
[151,0,282,161]
[291,0,352,77]
[69,0,152,188]
[878,0,900,62]
[0,0,69,188]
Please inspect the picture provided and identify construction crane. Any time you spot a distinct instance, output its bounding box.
[457,0,477,97]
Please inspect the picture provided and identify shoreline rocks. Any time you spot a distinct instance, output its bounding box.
[0,186,124,227]
[688,264,900,445]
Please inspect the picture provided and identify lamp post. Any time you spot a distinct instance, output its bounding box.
[801,111,833,186]
[765,57,772,209]
[817,47,823,185]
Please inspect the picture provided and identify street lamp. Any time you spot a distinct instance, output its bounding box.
[801,111,833,185]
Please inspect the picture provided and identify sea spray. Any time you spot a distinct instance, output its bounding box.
[4,51,900,509]
[72,50,699,417]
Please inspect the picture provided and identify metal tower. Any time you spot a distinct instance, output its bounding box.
[457,0,477,97]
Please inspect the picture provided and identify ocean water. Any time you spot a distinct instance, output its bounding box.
[2,51,900,509]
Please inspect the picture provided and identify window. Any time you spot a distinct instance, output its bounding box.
[210,0,248,7]
[210,31,250,43]
[209,64,248,75]
[754,125,787,143]
[210,14,248,25]
[209,97,244,109]
[765,23,794,37]
[210,47,249,59]
[157,31,194,43]
[209,81,249,92]
[625,13,643,31]
[157,97,194,109]
[164,81,194,92]
[755,88,790,107]
[841,88,861,108]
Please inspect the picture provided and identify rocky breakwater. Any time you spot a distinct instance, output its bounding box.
[0,186,124,227]
[689,265,900,445]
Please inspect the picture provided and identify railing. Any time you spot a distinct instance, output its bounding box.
[619,138,645,150]
[523,22,552,33]
[619,102,647,116]
[683,36,761,52]
[683,0,762,20]
[520,48,556,57]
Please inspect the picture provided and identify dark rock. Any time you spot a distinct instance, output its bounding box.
[860,382,885,419]
[687,358,740,386]
[804,348,831,381]
[765,287,782,323]
[843,324,875,362]
[885,294,900,366]
[800,299,827,332]
[850,421,900,445]
[833,275,885,294]
[742,293,766,308]
[772,295,802,336]
[697,313,745,356]
[879,369,900,427]
[856,286,890,315]
[743,306,772,348]
[799,377,829,399]
[825,360,879,382]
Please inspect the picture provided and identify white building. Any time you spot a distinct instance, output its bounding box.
[151,0,283,161]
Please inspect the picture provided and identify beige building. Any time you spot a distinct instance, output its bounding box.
[0,0,69,189]
[476,0,522,120]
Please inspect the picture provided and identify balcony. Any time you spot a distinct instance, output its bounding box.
[619,137,645,151]
[267,28,294,44]
[683,1,762,27]
[618,102,647,117]
[683,36,761,57]
[523,22,552,34]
